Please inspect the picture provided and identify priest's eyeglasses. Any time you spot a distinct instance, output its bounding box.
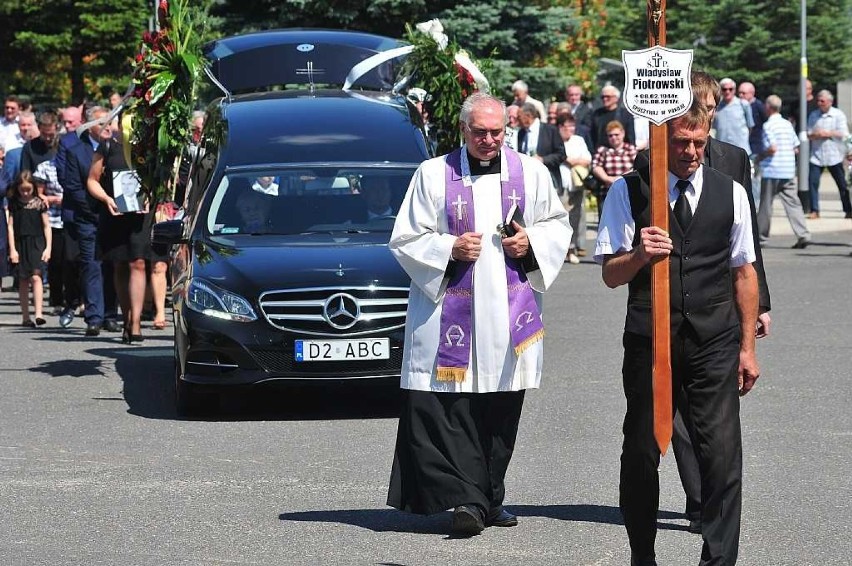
[467,126,505,140]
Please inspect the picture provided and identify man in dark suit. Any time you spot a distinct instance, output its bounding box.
[596,103,760,565]
[589,85,635,151]
[634,70,771,535]
[56,106,110,336]
[565,84,594,145]
[516,102,566,191]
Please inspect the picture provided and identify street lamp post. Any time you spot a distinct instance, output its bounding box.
[798,0,809,196]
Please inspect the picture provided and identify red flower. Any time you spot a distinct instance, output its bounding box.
[135,53,144,63]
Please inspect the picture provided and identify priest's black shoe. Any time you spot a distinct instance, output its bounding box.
[85,323,102,337]
[451,505,484,536]
[485,507,518,527]
[103,319,122,332]
[630,556,658,566]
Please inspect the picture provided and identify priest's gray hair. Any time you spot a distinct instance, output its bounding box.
[460,93,507,127]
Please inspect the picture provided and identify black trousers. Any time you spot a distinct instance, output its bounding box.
[620,327,742,565]
[387,389,525,516]
[673,388,702,521]
[48,227,80,308]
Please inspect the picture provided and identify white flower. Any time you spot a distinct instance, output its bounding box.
[415,19,448,51]
[454,51,490,93]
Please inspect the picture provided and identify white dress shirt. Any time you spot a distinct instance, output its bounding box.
[593,165,756,268]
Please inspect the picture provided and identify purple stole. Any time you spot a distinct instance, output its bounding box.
[436,146,545,383]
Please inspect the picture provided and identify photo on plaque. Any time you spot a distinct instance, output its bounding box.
[112,170,146,213]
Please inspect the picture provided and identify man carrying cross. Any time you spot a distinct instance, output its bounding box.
[594,102,760,565]
[386,92,571,536]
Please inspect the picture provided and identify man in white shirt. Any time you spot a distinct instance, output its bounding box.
[0,95,23,152]
[595,104,759,566]
[806,89,851,218]
[756,95,811,247]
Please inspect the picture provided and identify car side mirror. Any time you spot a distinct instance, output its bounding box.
[152,219,187,245]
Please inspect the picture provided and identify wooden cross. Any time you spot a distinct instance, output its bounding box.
[648,0,673,456]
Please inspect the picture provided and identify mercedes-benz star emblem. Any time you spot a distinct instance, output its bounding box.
[323,293,360,329]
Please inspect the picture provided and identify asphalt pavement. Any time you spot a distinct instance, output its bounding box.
[0,175,849,566]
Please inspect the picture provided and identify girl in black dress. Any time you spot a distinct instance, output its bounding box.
[7,171,51,327]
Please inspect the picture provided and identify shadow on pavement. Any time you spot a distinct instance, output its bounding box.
[279,504,689,534]
[279,508,451,535]
[29,358,108,378]
[72,344,403,423]
[89,345,177,420]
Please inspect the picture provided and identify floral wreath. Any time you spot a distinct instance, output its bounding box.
[403,20,491,155]
[124,0,205,203]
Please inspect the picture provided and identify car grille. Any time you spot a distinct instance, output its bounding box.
[258,286,409,337]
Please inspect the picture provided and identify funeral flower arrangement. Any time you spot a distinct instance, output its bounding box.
[126,0,205,202]
[403,20,492,154]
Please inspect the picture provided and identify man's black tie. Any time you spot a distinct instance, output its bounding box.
[674,179,693,231]
[520,128,529,154]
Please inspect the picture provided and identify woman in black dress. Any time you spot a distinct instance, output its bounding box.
[86,135,150,343]
[7,171,51,326]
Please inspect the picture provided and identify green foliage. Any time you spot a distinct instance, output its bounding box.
[402,23,493,154]
[438,0,575,103]
[2,0,850,119]
[0,0,149,104]
[126,0,208,202]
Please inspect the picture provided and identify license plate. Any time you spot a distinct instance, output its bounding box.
[294,338,390,362]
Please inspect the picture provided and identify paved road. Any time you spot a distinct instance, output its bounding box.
[0,210,849,564]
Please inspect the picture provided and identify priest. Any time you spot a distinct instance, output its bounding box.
[386,92,571,536]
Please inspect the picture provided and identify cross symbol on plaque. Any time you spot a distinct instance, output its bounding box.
[508,190,521,206]
[650,52,663,68]
[452,195,467,219]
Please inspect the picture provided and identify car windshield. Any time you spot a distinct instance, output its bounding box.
[205,167,416,236]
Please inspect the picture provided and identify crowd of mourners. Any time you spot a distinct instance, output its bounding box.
[0,92,204,339]
[1,72,849,333]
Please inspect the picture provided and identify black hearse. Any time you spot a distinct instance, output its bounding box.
[154,30,431,414]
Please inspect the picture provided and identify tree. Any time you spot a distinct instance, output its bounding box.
[437,0,575,103]
[0,0,149,105]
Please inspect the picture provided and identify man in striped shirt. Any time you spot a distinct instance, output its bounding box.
[756,95,811,248]
[806,90,851,218]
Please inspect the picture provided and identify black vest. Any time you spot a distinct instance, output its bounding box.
[624,167,740,344]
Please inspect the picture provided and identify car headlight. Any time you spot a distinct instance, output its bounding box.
[186,278,257,322]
